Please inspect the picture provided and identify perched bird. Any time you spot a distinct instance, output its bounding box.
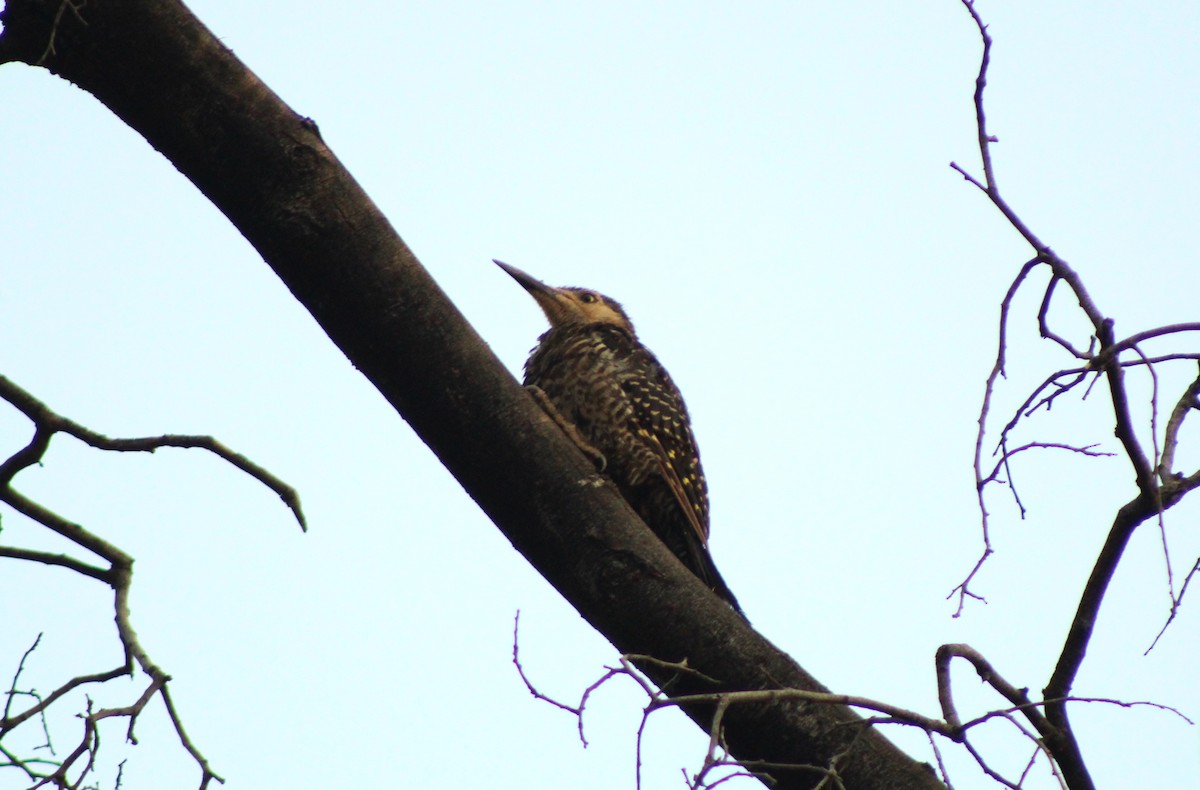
[495,260,743,616]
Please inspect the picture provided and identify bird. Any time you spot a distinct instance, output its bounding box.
[495,259,744,617]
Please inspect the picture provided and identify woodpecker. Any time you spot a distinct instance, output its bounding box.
[495,260,743,616]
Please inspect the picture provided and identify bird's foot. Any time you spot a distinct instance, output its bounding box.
[526,385,608,472]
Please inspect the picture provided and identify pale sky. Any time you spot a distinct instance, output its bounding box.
[2,1,1197,788]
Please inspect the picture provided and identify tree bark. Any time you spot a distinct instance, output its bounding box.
[0,2,943,787]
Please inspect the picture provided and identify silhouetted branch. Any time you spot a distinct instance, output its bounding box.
[0,375,304,788]
[0,2,947,786]
[950,2,1050,255]
[518,629,1186,790]
[962,258,1042,613]
[1147,557,1200,654]
[0,375,306,531]
[0,546,109,582]
[1158,365,1200,481]
[954,1,1200,787]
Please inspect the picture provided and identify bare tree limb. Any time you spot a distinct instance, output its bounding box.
[0,373,304,787]
[518,631,1188,790]
[0,2,947,787]
[1147,556,1200,654]
[0,375,306,531]
[0,546,109,582]
[953,1,1200,786]
[1158,364,1200,481]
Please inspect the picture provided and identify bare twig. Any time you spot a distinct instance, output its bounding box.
[35,0,88,66]
[950,2,1051,254]
[925,733,952,789]
[1,374,305,787]
[623,654,721,686]
[981,442,1114,488]
[1,663,128,735]
[519,623,1192,790]
[951,2,1200,786]
[1037,275,1094,360]
[1146,556,1200,654]
[3,634,44,723]
[1098,323,1200,362]
[511,611,608,746]
[1158,364,1200,481]
[0,375,305,531]
[0,546,110,582]
[963,258,1043,613]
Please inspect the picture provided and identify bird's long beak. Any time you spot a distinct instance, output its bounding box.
[494,259,574,326]
[494,259,554,298]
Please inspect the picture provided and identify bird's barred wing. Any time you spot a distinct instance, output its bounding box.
[621,366,711,547]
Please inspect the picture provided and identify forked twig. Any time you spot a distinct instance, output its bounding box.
[1,375,305,787]
[954,1,1199,786]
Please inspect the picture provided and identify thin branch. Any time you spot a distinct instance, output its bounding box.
[623,654,721,686]
[0,375,305,531]
[1002,368,1092,441]
[511,612,598,746]
[0,487,130,565]
[651,689,950,737]
[981,442,1114,488]
[1037,275,1093,359]
[35,0,88,66]
[925,733,952,789]
[964,257,1043,614]
[1122,352,1200,368]
[159,684,223,790]
[0,373,305,786]
[1146,556,1200,654]
[0,545,110,583]
[1158,364,1200,481]
[1095,320,1157,494]
[950,1,1051,254]
[1099,323,1200,362]
[1,664,129,735]
[1015,736,1044,789]
[3,633,43,723]
[936,644,1050,739]
[960,356,1101,614]
[1136,342,1178,622]
[959,737,1020,790]
[0,740,53,782]
[521,632,1193,790]
[951,2,1200,787]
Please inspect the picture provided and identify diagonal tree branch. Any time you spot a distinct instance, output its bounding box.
[0,1,943,787]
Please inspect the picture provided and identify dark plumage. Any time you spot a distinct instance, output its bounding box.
[495,260,743,616]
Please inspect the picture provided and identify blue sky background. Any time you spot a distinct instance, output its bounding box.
[2,1,1197,787]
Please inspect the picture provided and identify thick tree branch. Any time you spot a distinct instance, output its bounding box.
[0,1,943,787]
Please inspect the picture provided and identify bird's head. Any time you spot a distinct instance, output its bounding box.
[494,260,635,335]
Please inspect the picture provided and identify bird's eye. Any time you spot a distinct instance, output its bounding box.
[579,292,598,304]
